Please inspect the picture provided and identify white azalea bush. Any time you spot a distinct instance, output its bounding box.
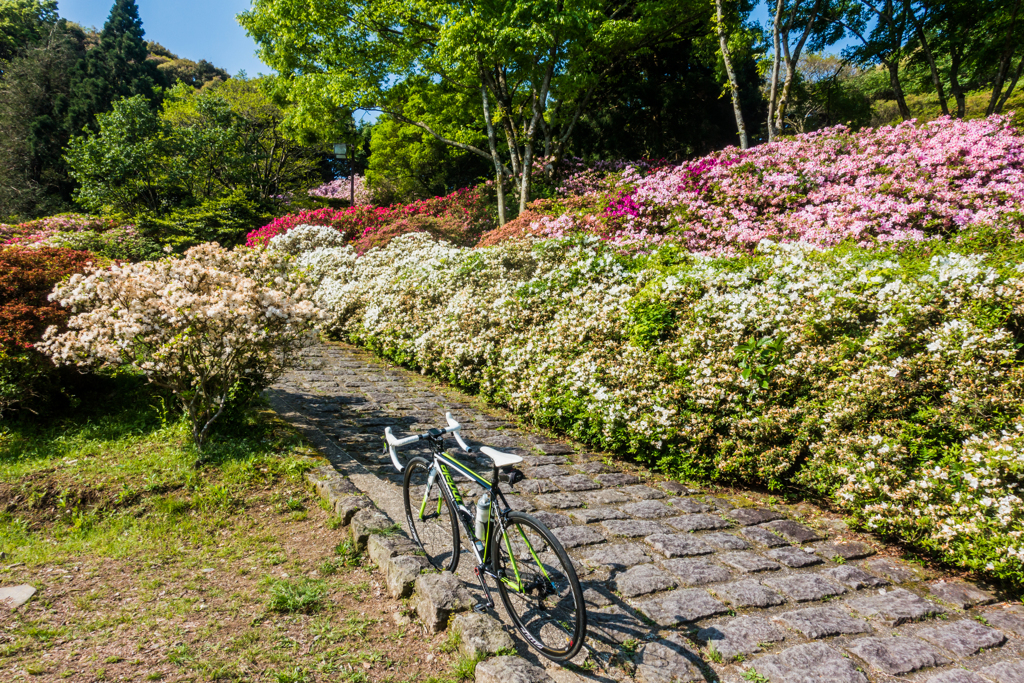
[40,243,322,451]
[293,228,1024,583]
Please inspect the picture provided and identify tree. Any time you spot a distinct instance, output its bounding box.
[0,20,87,219]
[65,0,160,134]
[0,0,57,63]
[714,0,750,148]
[240,0,710,224]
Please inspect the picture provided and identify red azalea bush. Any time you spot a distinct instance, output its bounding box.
[246,185,495,251]
[0,247,98,414]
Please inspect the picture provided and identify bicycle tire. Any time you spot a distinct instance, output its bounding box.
[403,457,460,573]
[491,511,586,661]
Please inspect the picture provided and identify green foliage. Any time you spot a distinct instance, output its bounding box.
[265,577,328,614]
[138,190,274,250]
[65,0,161,135]
[0,0,57,62]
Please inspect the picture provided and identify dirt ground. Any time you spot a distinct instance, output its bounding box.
[0,476,464,683]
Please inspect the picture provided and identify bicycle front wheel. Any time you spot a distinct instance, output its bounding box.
[491,511,586,662]
[403,457,460,572]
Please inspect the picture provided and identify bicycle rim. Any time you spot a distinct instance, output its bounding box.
[404,457,460,572]
[491,511,586,661]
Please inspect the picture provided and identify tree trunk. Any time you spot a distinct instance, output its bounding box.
[987,0,1022,116]
[949,46,966,118]
[519,57,555,213]
[775,0,822,136]
[767,0,785,141]
[886,59,912,120]
[716,0,748,149]
[996,55,1024,112]
[905,0,949,116]
[480,79,506,226]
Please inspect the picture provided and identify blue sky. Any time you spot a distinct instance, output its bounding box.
[56,0,268,77]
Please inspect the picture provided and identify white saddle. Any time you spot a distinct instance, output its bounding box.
[479,446,523,468]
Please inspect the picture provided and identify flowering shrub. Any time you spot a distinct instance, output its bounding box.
[0,247,97,414]
[40,244,322,450]
[308,175,372,205]
[245,185,494,251]
[0,213,158,261]
[298,231,1024,584]
[603,116,1024,253]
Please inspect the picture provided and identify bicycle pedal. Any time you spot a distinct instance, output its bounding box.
[472,603,488,614]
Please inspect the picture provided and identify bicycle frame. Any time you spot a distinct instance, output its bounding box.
[414,436,555,599]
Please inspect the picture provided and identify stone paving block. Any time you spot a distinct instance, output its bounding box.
[583,586,613,607]
[658,481,694,496]
[814,541,875,561]
[519,455,567,466]
[0,585,35,609]
[846,636,951,675]
[614,563,678,598]
[602,519,673,537]
[982,606,1024,636]
[861,558,921,583]
[596,473,641,487]
[550,474,600,492]
[452,612,514,660]
[569,507,628,523]
[367,534,418,568]
[918,619,1006,657]
[703,533,750,550]
[534,492,584,509]
[644,533,714,558]
[386,554,430,599]
[670,498,713,514]
[774,606,872,639]
[551,525,606,549]
[767,546,823,568]
[622,485,665,500]
[350,508,394,550]
[529,464,571,478]
[728,507,785,525]
[535,442,573,455]
[926,671,989,683]
[518,479,557,494]
[929,582,995,609]
[573,461,610,474]
[825,565,889,590]
[634,638,703,683]
[582,489,630,505]
[502,495,536,513]
[665,514,731,532]
[845,588,946,626]
[979,660,1024,683]
[413,572,475,633]
[530,511,572,529]
[762,519,824,544]
[763,574,846,602]
[718,551,782,573]
[475,656,554,683]
[752,641,868,683]
[713,580,786,608]
[698,615,787,659]
[623,500,677,519]
[660,558,733,586]
[632,588,728,626]
[584,544,652,568]
[588,604,650,644]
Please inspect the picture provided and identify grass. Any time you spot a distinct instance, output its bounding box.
[0,374,474,682]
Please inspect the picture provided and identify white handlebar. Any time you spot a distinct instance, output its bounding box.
[384,412,472,473]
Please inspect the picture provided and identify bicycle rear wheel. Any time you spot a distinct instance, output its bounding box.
[491,511,586,662]
[404,457,460,572]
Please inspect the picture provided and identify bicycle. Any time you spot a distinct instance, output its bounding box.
[383,413,586,662]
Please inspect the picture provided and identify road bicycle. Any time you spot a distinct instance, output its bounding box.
[383,413,586,662]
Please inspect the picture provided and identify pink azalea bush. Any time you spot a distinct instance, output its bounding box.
[530,116,1024,253]
[308,175,372,205]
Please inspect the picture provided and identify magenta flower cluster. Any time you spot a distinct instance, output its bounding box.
[308,175,371,205]
[603,116,1024,253]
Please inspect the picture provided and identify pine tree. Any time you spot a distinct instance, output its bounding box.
[65,0,160,134]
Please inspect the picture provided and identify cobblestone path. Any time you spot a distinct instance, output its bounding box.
[269,343,1024,683]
